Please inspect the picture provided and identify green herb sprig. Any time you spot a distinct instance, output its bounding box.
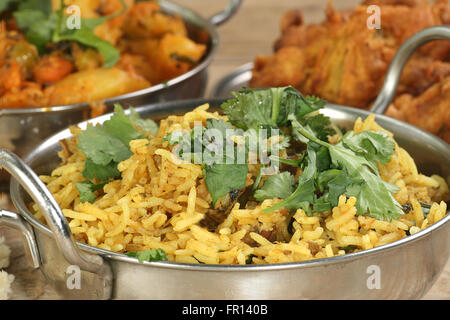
[75,105,158,203]
[126,249,168,263]
[260,115,403,221]
[6,0,125,67]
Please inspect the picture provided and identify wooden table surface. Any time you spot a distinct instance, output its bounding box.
[0,0,449,300]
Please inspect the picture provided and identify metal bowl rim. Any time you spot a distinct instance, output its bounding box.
[10,98,450,272]
[0,0,220,116]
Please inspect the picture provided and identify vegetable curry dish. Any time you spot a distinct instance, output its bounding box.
[0,0,207,109]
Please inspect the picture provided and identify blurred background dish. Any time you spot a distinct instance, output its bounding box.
[0,0,241,174]
[0,0,214,109]
[212,0,450,143]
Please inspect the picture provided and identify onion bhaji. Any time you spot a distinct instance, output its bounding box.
[250,0,450,142]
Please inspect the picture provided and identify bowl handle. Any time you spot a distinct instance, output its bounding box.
[370,25,450,115]
[209,0,242,26]
[0,149,111,279]
[0,210,40,269]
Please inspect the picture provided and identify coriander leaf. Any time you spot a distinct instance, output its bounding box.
[173,126,205,164]
[221,86,324,131]
[263,143,318,214]
[252,165,264,192]
[78,125,132,166]
[341,130,395,165]
[269,155,303,167]
[53,0,126,67]
[10,1,54,52]
[13,9,46,30]
[267,133,291,153]
[129,107,159,135]
[342,168,402,221]
[76,181,106,203]
[56,28,120,68]
[326,141,401,220]
[291,113,320,144]
[163,131,185,146]
[290,115,403,221]
[326,169,363,206]
[126,249,168,263]
[221,87,278,130]
[103,105,142,145]
[246,254,256,264]
[11,0,123,62]
[205,118,235,138]
[313,195,332,212]
[254,171,295,201]
[82,158,121,182]
[0,0,19,12]
[308,142,331,171]
[202,119,249,204]
[77,105,143,184]
[18,0,51,13]
[316,169,341,193]
[305,95,327,108]
[21,12,58,53]
[167,118,250,205]
[300,113,335,142]
[263,179,315,214]
[79,1,126,30]
[204,163,248,205]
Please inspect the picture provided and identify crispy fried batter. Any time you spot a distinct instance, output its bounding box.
[386,78,450,140]
[250,0,450,142]
[252,47,306,88]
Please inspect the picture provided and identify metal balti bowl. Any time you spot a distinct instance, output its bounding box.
[2,100,450,300]
[0,27,449,300]
[0,0,242,169]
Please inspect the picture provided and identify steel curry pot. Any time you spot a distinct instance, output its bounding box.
[1,27,449,300]
[0,0,242,172]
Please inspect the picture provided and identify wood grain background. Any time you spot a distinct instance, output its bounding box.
[0,0,448,299]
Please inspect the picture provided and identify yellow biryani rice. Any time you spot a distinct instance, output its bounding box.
[32,105,449,264]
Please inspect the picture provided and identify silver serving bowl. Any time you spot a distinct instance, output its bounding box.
[1,99,449,300]
[0,26,449,300]
[0,0,242,168]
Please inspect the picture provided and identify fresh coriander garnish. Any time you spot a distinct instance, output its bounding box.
[165,118,249,206]
[75,181,106,204]
[254,171,295,202]
[76,105,158,203]
[5,0,125,67]
[221,86,334,141]
[126,249,168,263]
[263,114,403,221]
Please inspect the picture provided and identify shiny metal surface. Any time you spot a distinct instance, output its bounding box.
[0,149,107,275]
[211,62,253,98]
[0,210,40,269]
[370,26,450,114]
[0,149,113,299]
[6,98,450,299]
[0,0,241,173]
[210,0,242,26]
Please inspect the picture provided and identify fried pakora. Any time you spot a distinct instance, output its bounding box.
[250,0,450,142]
